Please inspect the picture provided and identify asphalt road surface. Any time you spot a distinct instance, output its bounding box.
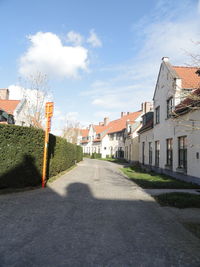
[0,158,200,267]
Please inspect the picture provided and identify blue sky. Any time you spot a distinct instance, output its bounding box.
[0,0,200,134]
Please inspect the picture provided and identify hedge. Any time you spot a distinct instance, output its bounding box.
[0,124,83,188]
[91,152,101,159]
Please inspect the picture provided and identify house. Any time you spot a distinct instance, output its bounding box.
[138,57,200,183]
[0,89,28,126]
[80,109,144,159]
[124,102,152,164]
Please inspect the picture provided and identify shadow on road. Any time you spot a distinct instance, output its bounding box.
[0,180,200,266]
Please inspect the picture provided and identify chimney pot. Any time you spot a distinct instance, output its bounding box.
[0,89,9,100]
[104,117,109,126]
[162,57,169,62]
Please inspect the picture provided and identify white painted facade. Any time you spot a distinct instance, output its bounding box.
[139,57,200,182]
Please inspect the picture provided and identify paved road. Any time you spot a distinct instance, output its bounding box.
[0,158,200,267]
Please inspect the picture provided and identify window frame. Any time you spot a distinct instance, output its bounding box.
[166,97,173,118]
[166,138,173,167]
[149,142,152,165]
[155,106,160,124]
[155,141,160,167]
[178,136,187,170]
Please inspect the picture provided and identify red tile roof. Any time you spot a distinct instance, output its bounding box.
[107,111,142,134]
[80,111,142,140]
[93,125,107,134]
[172,66,200,89]
[80,129,89,137]
[0,100,20,115]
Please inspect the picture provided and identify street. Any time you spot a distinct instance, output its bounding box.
[0,158,200,266]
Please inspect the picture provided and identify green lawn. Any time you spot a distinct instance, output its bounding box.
[120,166,200,189]
[99,157,127,164]
[154,192,200,208]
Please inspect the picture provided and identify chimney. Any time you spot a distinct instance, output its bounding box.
[0,89,9,100]
[99,122,104,126]
[141,102,153,114]
[104,117,109,126]
[162,57,169,62]
[121,112,126,118]
[127,112,130,115]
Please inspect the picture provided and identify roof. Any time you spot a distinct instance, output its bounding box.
[80,140,89,144]
[80,111,142,140]
[80,129,89,137]
[93,138,101,142]
[174,88,200,115]
[137,118,153,134]
[172,66,200,89]
[107,111,142,134]
[93,125,107,134]
[0,100,20,115]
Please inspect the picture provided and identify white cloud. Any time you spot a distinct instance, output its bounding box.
[65,111,79,122]
[87,2,200,115]
[87,29,102,47]
[66,31,83,46]
[19,32,89,78]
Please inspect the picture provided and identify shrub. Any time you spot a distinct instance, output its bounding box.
[83,153,90,158]
[0,124,82,188]
[76,145,83,162]
[91,152,101,159]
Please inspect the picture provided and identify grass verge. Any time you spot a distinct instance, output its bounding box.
[99,157,127,164]
[154,192,200,208]
[120,166,200,189]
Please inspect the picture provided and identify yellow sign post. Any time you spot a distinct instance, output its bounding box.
[42,102,54,188]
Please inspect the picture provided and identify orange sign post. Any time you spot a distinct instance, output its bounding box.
[42,102,54,188]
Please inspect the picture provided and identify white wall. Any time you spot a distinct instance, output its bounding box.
[139,60,200,180]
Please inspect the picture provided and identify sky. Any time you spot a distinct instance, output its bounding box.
[0,0,200,135]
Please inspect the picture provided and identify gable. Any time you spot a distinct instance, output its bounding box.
[153,61,179,101]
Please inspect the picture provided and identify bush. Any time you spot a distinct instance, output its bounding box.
[83,153,90,158]
[76,145,83,163]
[91,152,101,159]
[0,124,82,188]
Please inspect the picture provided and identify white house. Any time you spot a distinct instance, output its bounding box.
[124,102,152,164]
[80,110,143,159]
[0,89,29,126]
[138,57,200,184]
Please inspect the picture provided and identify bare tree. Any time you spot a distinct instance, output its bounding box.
[62,120,81,144]
[19,72,51,128]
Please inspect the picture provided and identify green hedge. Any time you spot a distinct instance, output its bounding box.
[91,152,101,159]
[76,145,83,163]
[0,124,82,189]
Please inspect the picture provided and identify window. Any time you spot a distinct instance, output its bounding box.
[166,138,173,167]
[178,136,187,170]
[155,141,160,167]
[155,106,160,124]
[167,97,173,118]
[109,134,114,141]
[149,142,152,165]
[142,142,145,164]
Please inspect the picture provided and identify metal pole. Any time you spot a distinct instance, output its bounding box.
[42,118,49,188]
